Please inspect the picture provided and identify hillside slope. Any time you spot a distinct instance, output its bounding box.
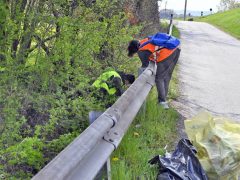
[199,8,240,39]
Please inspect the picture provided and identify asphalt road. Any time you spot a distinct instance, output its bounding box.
[173,21,240,121]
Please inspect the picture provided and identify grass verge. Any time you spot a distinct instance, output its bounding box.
[198,8,240,39]
[172,25,180,39]
[111,89,179,179]
[169,25,180,100]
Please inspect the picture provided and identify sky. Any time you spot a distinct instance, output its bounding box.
[159,0,221,12]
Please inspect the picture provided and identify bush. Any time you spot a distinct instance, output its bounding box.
[2,137,44,179]
[0,0,140,178]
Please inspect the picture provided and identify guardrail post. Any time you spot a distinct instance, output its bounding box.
[168,14,173,35]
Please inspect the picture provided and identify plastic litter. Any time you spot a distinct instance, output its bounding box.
[185,111,240,180]
[149,138,208,180]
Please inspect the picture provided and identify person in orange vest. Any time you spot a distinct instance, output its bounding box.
[127,36,181,109]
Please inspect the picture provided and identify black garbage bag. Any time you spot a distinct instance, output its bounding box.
[149,139,208,180]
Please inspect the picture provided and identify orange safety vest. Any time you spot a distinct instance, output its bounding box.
[139,38,177,63]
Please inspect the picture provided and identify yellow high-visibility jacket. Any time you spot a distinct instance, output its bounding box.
[92,71,122,95]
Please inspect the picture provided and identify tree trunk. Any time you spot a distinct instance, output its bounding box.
[10,0,28,58]
[16,0,39,64]
[124,0,160,36]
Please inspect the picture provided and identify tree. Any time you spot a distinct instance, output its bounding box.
[122,0,160,35]
[218,0,239,11]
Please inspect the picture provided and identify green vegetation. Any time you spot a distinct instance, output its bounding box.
[168,25,180,100]
[0,0,140,179]
[111,28,180,179]
[198,8,240,39]
[172,25,180,39]
[111,89,179,179]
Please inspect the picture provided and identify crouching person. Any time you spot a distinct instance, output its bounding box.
[89,70,135,123]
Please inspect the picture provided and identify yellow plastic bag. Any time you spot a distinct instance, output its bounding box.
[185,111,240,180]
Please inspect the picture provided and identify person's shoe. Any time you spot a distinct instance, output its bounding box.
[159,101,169,109]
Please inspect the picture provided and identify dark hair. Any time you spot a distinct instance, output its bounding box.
[127,40,140,57]
[124,74,135,84]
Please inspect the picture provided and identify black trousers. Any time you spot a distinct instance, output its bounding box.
[156,48,181,102]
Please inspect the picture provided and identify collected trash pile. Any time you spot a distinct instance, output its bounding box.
[149,138,208,180]
[150,112,240,180]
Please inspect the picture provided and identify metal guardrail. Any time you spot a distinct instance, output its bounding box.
[32,61,156,180]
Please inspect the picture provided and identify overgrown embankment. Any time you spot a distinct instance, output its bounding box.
[0,1,139,179]
[198,8,240,39]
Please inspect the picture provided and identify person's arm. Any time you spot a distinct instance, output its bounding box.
[112,77,123,96]
[137,50,152,68]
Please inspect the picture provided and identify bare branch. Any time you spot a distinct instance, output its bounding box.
[32,34,50,55]
[28,34,58,54]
